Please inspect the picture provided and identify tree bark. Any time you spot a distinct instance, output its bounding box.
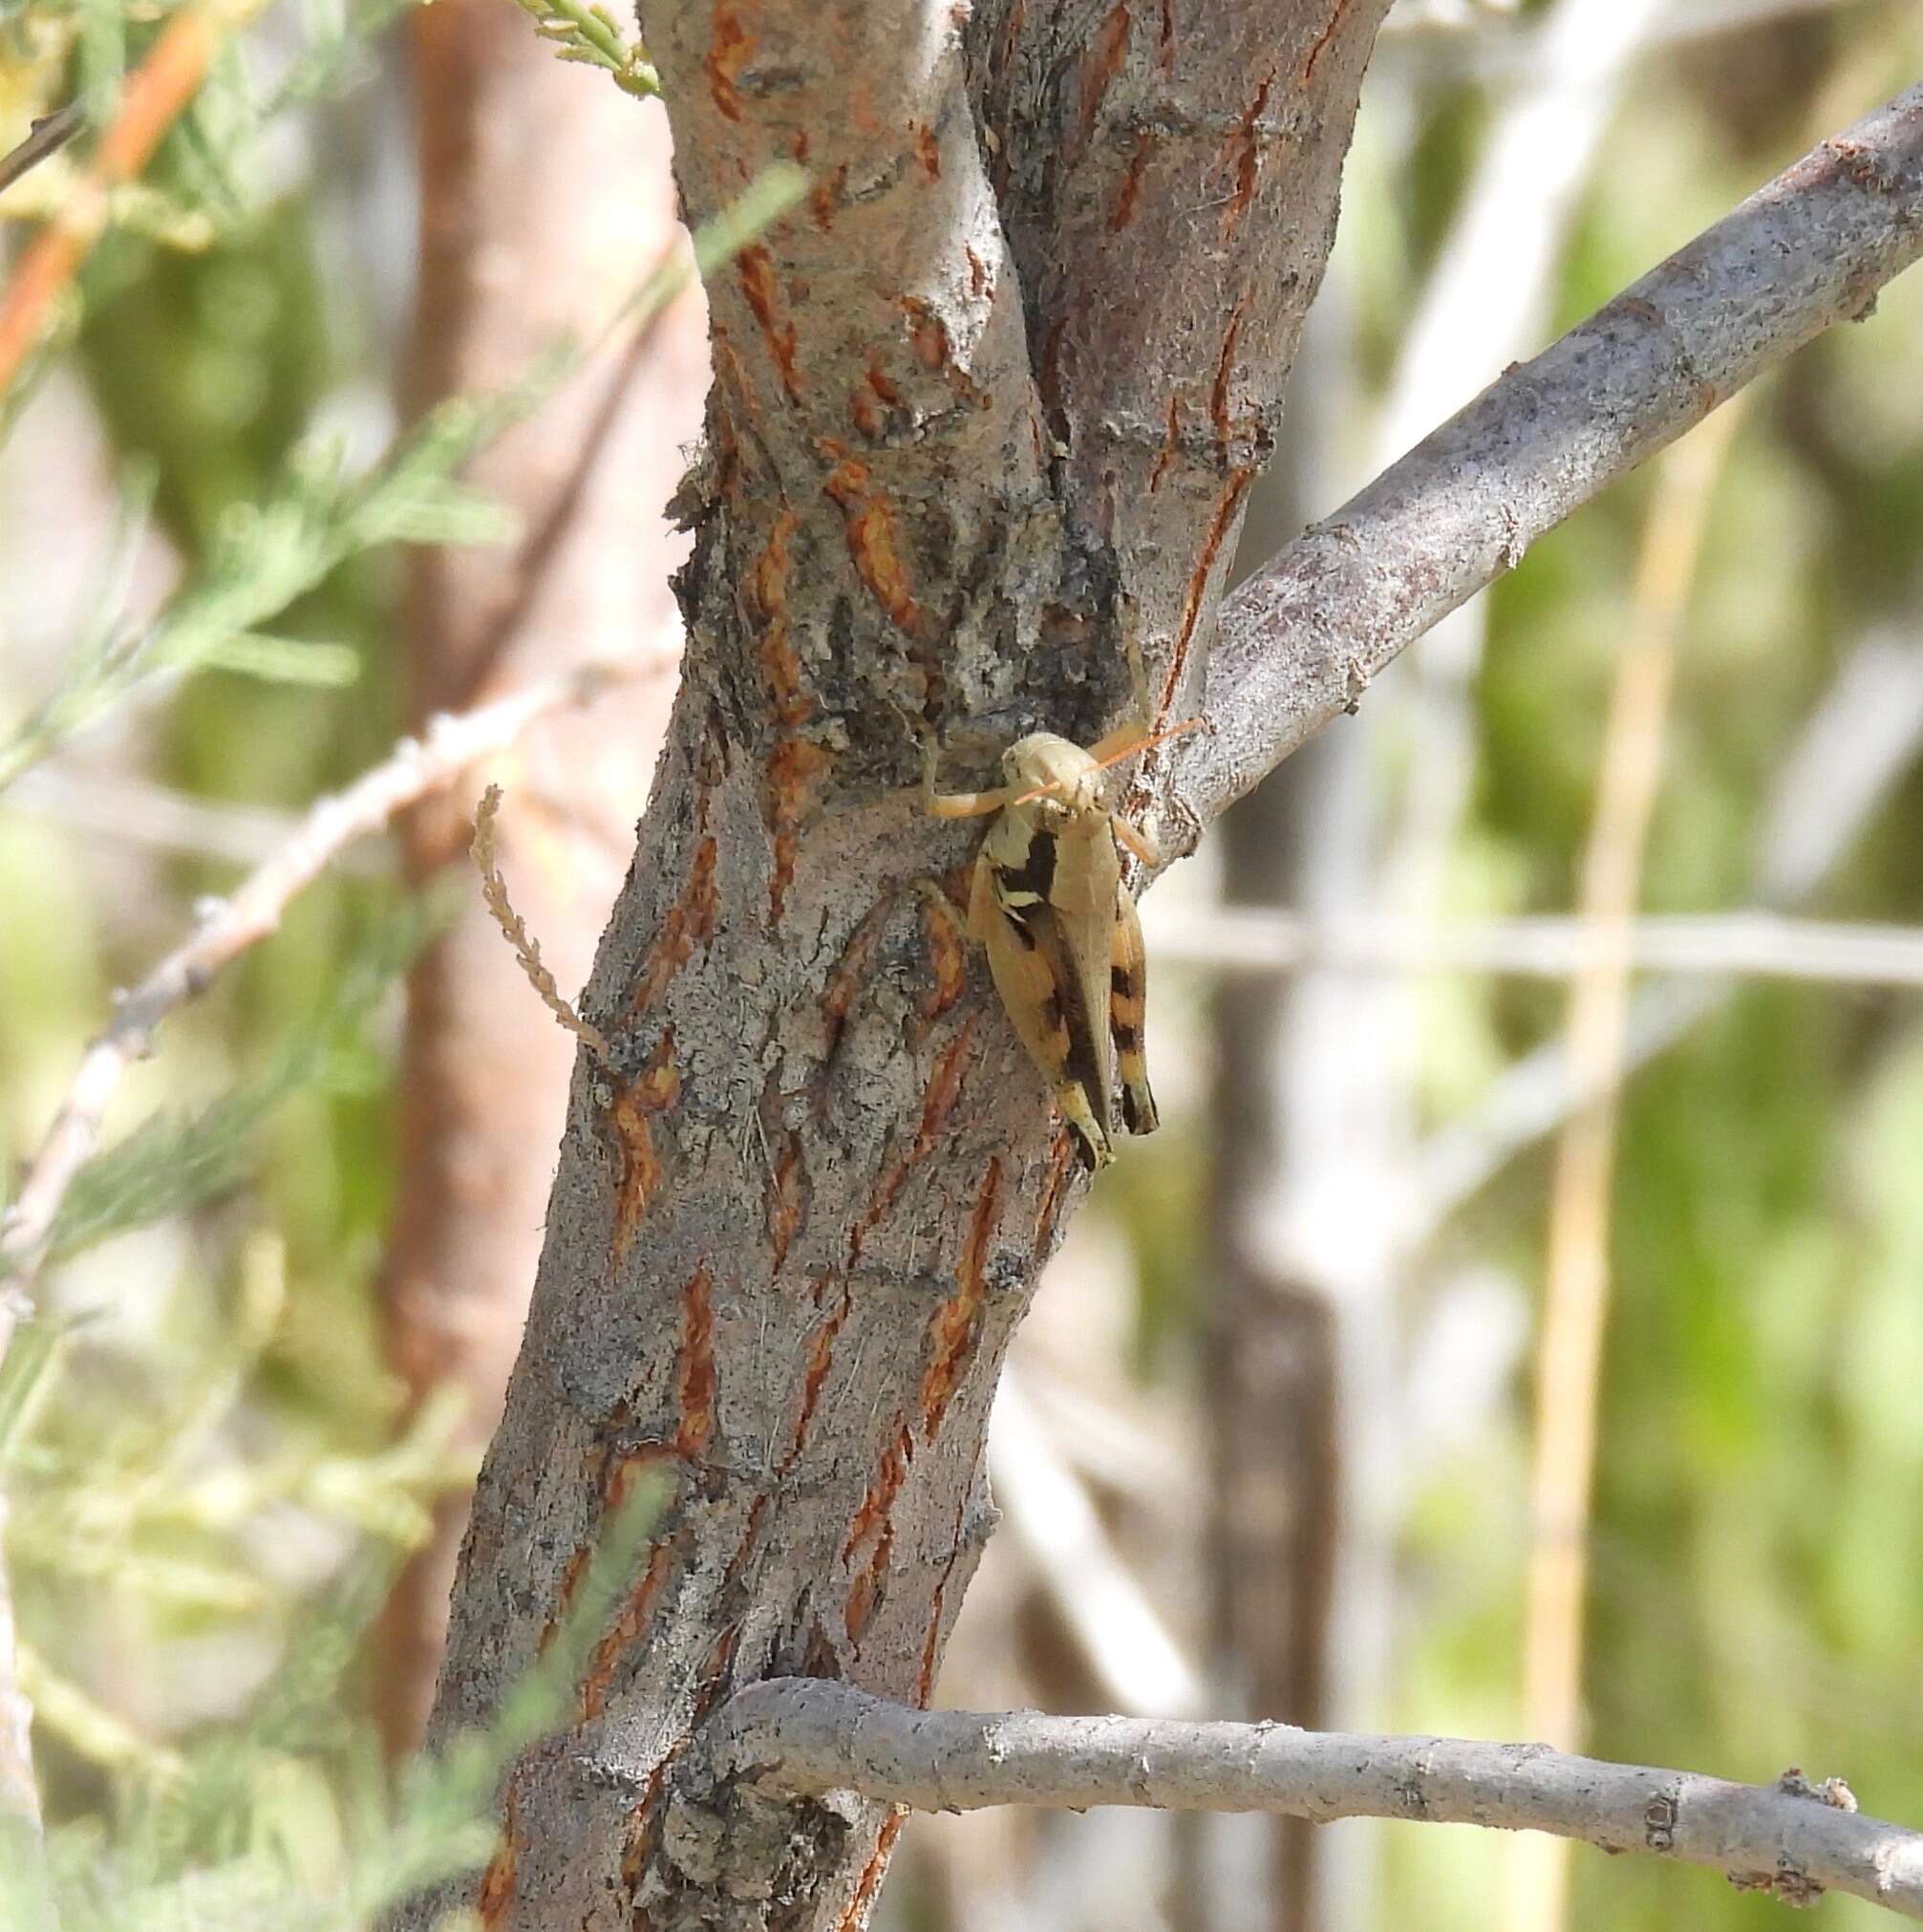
[374,0,704,1756]
[404,5,1390,1928]
[402,22,1923,1932]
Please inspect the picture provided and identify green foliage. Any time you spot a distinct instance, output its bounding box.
[510,0,660,100]
[24,1474,666,1932]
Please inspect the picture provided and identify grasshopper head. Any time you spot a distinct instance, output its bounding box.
[1001,732,1104,819]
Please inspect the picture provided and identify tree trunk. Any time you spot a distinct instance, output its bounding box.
[403,5,1390,1927]
[374,0,704,1757]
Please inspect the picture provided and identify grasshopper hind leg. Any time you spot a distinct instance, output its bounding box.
[975,861,1116,1170]
[1110,880,1159,1137]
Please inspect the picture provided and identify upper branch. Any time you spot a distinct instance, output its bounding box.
[1176,78,1923,832]
[697,1679,1923,1921]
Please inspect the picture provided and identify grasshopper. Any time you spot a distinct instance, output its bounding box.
[916,675,1201,1172]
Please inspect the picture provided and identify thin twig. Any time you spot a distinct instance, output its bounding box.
[0,104,85,198]
[1509,393,1748,1932]
[0,643,678,1327]
[696,1679,1923,1921]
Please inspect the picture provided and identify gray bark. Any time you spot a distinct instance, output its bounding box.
[404,26,1923,1932]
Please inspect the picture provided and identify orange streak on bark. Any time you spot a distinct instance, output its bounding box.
[1210,294,1250,459]
[1111,140,1148,231]
[903,296,985,408]
[1078,4,1133,142]
[810,160,848,230]
[1148,394,1182,493]
[769,1138,805,1275]
[765,735,832,926]
[577,1541,675,1720]
[842,1418,914,1642]
[750,508,807,725]
[630,833,720,1015]
[1221,69,1274,237]
[673,1264,717,1455]
[823,451,935,639]
[610,1037,682,1261]
[918,1581,950,1704]
[865,1015,979,1226]
[842,1421,914,1561]
[541,1438,668,1652]
[920,1157,1002,1436]
[1162,466,1253,715]
[618,1760,672,1892]
[836,1812,906,1931]
[918,891,968,1023]
[1032,1134,1078,1259]
[737,244,802,401]
[915,121,941,179]
[0,7,221,394]
[706,0,751,120]
[785,1276,853,1466]
[1303,0,1357,81]
[477,1776,523,1927]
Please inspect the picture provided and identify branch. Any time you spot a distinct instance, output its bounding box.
[0,643,677,1319]
[0,103,84,198]
[696,1680,1923,1921]
[1179,80,1923,831]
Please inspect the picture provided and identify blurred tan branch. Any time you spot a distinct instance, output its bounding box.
[0,7,237,396]
[1508,391,1750,1932]
[694,1679,1923,1921]
[1153,907,1923,988]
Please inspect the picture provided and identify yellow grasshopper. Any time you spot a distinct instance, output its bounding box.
[917,691,1202,1172]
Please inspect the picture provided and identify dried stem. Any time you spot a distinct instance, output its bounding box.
[470,784,613,1063]
[1506,392,1749,1932]
[0,104,85,198]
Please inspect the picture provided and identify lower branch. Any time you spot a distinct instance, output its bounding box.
[695,1680,1923,1921]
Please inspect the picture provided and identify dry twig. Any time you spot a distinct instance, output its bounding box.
[0,104,85,199]
[469,784,613,1063]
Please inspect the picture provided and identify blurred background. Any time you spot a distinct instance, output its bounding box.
[2,1,1921,1928]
